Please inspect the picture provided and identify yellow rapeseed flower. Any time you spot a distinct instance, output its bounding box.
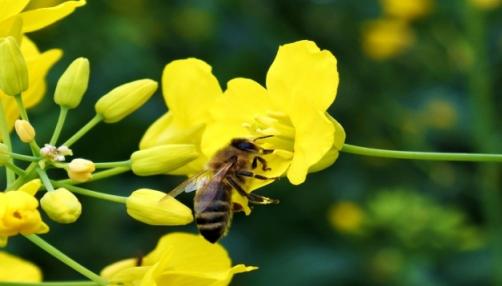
[380,0,433,21]
[0,179,49,246]
[0,36,29,96]
[328,201,364,234]
[0,251,42,282]
[40,188,82,224]
[14,119,36,143]
[362,19,415,60]
[142,41,345,189]
[67,158,95,182]
[101,232,257,286]
[0,0,86,136]
[131,144,199,176]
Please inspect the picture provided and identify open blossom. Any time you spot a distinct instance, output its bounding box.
[0,0,86,136]
[141,41,345,190]
[101,232,256,286]
[0,179,49,246]
[0,251,42,282]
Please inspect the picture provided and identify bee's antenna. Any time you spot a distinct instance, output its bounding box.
[253,135,274,142]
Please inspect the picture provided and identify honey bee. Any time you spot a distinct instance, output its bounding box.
[167,136,279,243]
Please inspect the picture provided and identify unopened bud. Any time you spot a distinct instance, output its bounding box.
[54,57,90,109]
[67,158,95,182]
[126,189,193,225]
[14,119,35,143]
[131,144,198,176]
[0,36,28,96]
[95,79,158,123]
[0,143,9,165]
[40,188,82,224]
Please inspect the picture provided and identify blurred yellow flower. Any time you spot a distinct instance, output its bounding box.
[0,179,49,246]
[470,0,501,10]
[421,98,458,130]
[101,232,257,286]
[0,251,42,282]
[362,19,415,60]
[380,0,433,21]
[328,201,364,233]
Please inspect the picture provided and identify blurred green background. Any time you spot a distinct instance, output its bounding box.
[7,0,502,285]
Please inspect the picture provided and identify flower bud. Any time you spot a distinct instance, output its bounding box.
[40,188,82,224]
[0,36,28,96]
[67,158,95,182]
[126,189,193,225]
[0,143,9,165]
[95,79,158,123]
[14,120,35,143]
[131,144,199,176]
[54,57,90,109]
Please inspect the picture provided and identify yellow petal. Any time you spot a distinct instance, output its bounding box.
[201,78,270,158]
[0,251,42,282]
[18,179,42,196]
[20,0,86,33]
[0,0,30,23]
[308,114,346,173]
[287,104,334,185]
[100,258,139,279]
[162,58,222,128]
[0,16,23,41]
[140,113,205,148]
[21,37,62,108]
[266,40,339,113]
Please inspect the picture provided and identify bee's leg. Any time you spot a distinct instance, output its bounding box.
[253,135,274,141]
[226,176,279,205]
[251,156,271,171]
[236,170,277,180]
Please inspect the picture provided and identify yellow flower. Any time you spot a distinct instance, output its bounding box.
[0,179,49,246]
[101,232,257,286]
[470,0,501,10]
[0,36,29,96]
[14,119,36,143]
[40,188,82,224]
[0,251,42,282]
[95,79,158,123]
[67,158,95,182]
[380,0,433,21]
[202,40,345,185]
[142,41,345,187]
[126,189,193,225]
[54,57,90,109]
[131,144,199,176]
[328,201,364,234]
[140,58,222,175]
[362,19,415,60]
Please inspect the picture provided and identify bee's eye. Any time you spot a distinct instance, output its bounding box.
[231,139,257,152]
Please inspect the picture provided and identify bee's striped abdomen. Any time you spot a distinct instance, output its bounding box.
[194,183,233,243]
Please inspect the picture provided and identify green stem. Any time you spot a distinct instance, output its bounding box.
[49,107,69,146]
[94,160,131,169]
[5,162,25,176]
[23,234,107,286]
[62,114,102,147]
[36,168,55,192]
[10,152,38,162]
[341,143,502,162]
[53,181,127,204]
[57,167,130,185]
[0,282,99,286]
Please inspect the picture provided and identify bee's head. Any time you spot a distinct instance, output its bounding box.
[231,138,258,152]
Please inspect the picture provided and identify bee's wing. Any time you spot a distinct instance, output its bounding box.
[194,162,235,213]
[167,170,212,198]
